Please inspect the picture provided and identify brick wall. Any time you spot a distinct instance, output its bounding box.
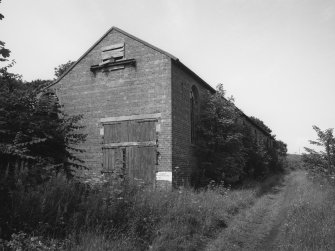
[53,29,172,181]
[171,62,211,187]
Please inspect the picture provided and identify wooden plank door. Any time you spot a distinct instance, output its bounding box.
[102,120,157,186]
[127,145,156,186]
[102,147,125,176]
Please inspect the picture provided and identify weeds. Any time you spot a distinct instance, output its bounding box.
[278,175,335,250]
[1,174,259,251]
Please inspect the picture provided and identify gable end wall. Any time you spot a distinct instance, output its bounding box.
[53,29,172,181]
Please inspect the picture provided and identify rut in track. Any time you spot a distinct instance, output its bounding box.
[206,171,307,251]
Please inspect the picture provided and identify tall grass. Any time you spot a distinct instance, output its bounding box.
[1,175,258,250]
[277,175,335,250]
[72,186,257,250]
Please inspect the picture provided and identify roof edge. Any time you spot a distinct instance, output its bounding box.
[172,60,216,93]
[113,27,178,60]
[171,60,273,139]
[45,26,178,90]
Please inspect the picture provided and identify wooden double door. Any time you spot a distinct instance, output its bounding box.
[102,120,157,185]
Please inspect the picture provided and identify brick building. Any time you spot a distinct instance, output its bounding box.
[48,27,273,188]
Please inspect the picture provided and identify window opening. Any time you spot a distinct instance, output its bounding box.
[100,43,125,66]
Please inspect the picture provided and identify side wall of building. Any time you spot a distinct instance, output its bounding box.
[171,62,211,186]
[53,30,172,181]
[171,62,274,186]
[238,117,274,147]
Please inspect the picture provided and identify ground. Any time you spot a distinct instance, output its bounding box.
[206,171,311,251]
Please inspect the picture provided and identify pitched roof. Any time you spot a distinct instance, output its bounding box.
[46,26,178,89]
[46,26,273,139]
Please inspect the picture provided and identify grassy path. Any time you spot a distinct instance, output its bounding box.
[206,171,309,251]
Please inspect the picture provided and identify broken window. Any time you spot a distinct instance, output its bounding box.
[100,43,125,66]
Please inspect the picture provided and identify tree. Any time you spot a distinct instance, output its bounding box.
[0,1,11,62]
[54,60,75,79]
[0,66,86,182]
[0,40,10,62]
[303,126,335,174]
[196,84,245,184]
[275,140,287,158]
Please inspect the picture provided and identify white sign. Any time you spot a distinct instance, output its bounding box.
[156,171,172,182]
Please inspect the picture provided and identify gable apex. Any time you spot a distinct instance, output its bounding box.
[46,26,178,89]
[112,27,178,60]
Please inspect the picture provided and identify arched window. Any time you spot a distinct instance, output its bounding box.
[39,90,59,118]
[190,86,199,143]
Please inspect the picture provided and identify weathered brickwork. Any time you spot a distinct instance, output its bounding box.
[52,28,172,182]
[171,62,213,186]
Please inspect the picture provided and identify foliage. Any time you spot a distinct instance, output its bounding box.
[0,4,85,179]
[0,2,11,63]
[0,40,10,62]
[0,232,70,250]
[196,84,286,185]
[0,59,86,239]
[303,125,335,176]
[0,67,86,179]
[242,131,271,178]
[249,116,272,135]
[196,84,245,184]
[54,60,75,79]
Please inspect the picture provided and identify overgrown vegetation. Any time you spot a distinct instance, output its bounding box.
[303,125,335,180]
[276,126,335,250]
[0,7,86,239]
[0,68,86,238]
[196,84,287,186]
[0,174,262,250]
[277,173,335,250]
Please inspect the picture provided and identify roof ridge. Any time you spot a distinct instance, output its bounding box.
[45,26,178,89]
[112,27,178,60]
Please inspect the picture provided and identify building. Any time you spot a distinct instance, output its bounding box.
[48,27,273,189]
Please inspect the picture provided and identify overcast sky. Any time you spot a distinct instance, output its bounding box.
[1,0,335,153]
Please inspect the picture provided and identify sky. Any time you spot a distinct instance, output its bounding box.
[1,0,335,154]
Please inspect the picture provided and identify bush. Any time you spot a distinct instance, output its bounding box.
[303,125,335,180]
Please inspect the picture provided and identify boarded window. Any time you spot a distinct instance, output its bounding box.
[100,43,125,65]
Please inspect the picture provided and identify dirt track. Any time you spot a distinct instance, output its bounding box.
[206,171,307,251]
